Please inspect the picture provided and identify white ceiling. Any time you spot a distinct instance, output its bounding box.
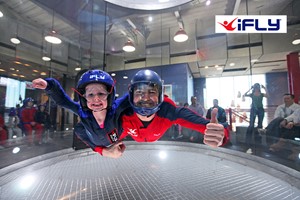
[0,0,299,81]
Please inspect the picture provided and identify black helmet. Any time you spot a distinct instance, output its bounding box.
[128,69,163,116]
[76,70,115,111]
[253,83,261,90]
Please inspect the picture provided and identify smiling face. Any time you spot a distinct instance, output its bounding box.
[133,83,159,109]
[283,94,294,107]
[84,83,108,112]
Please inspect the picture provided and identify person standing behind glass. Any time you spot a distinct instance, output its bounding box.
[7,108,22,139]
[206,99,227,123]
[189,96,206,142]
[243,83,268,145]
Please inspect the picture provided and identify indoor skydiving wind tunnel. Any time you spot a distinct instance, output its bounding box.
[0,0,300,199]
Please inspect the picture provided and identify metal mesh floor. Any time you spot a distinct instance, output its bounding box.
[1,142,300,200]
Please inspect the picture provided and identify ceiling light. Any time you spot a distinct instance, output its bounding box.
[292,39,300,45]
[0,11,3,18]
[229,62,235,66]
[173,28,188,42]
[10,37,20,44]
[123,75,128,79]
[206,0,211,6]
[42,56,51,61]
[111,73,116,76]
[123,40,135,52]
[40,72,47,76]
[45,31,62,44]
[75,67,81,71]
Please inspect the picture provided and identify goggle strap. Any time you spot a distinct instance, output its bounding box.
[72,88,84,98]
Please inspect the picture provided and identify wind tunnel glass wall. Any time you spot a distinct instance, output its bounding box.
[0,0,300,180]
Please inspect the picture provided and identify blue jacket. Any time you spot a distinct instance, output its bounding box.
[45,78,129,149]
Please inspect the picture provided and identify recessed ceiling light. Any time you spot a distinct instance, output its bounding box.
[42,56,51,61]
[10,37,20,44]
[229,62,235,66]
[75,67,81,71]
[40,72,47,76]
[0,69,5,72]
[14,61,22,64]
[0,11,3,18]
[292,39,300,45]
[111,73,116,76]
[33,70,39,73]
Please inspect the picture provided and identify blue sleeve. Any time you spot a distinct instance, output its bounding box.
[45,78,80,115]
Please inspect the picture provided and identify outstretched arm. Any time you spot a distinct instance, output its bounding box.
[161,98,229,146]
[32,78,80,113]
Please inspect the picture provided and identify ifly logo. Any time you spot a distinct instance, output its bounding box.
[90,74,105,80]
[215,15,287,33]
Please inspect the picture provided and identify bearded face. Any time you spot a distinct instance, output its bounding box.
[133,83,159,109]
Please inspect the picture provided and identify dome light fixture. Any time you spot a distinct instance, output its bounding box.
[173,28,188,42]
[122,40,136,52]
[45,30,62,44]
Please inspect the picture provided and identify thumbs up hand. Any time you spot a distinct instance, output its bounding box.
[204,108,224,147]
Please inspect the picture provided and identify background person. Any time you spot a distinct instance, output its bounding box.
[188,96,206,142]
[243,83,268,146]
[206,99,227,123]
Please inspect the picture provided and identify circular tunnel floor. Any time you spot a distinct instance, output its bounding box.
[1,141,300,200]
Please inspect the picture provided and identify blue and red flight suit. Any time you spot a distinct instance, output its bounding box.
[44,78,129,153]
[118,95,229,143]
[74,94,229,154]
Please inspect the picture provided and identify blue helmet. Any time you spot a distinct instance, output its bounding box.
[23,97,34,106]
[128,69,163,116]
[76,70,115,110]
